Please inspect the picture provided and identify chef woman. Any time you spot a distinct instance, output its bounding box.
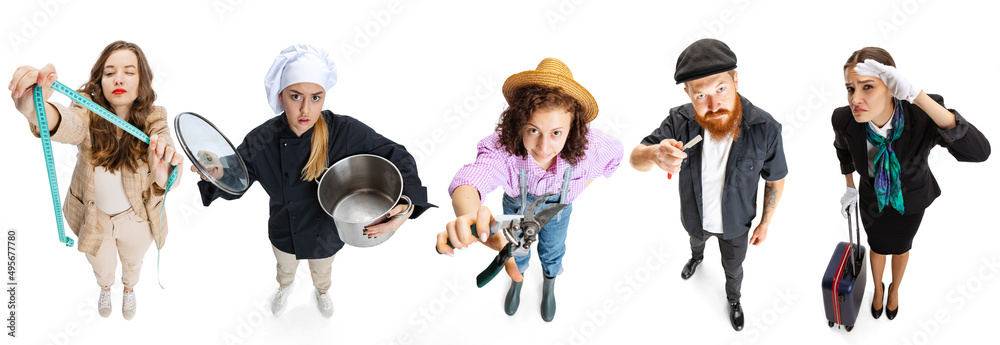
[195,44,434,318]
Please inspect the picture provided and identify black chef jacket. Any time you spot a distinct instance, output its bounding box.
[198,110,435,259]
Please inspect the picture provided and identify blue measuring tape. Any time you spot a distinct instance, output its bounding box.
[34,81,178,288]
[33,84,73,247]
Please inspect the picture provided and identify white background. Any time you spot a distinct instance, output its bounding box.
[2,1,998,344]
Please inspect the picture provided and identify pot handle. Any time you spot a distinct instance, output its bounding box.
[392,195,413,218]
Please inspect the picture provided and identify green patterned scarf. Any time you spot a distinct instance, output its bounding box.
[866,99,905,214]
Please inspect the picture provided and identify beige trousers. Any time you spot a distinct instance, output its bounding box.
[271,245,336,293]
[85,208,153,290]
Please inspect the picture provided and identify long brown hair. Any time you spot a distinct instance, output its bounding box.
[844,47,896,70]
[301,114,329,181]
[81,40,157,174]
[497,85,589,166]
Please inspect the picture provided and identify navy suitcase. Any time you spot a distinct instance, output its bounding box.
[822,205,867,331]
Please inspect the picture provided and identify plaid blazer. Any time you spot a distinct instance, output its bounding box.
[30,97,172,256]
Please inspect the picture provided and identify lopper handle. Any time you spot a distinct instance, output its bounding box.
[439,223,494,252]
[434,218,511,288]
[475,243,512,288]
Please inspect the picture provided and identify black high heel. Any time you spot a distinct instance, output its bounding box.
[871,281,884,319]
[886,282,898,320]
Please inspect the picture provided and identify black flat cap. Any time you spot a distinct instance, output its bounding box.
[674,39,737,84]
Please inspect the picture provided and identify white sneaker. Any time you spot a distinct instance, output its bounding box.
[272,282,294,316]
[122,290,136,320]
[98,289,112,318]
[315,289,333,318]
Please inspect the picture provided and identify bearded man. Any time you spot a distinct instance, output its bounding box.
[629,39,788,331]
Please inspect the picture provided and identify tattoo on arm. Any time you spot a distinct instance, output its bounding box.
[761,183,778,223]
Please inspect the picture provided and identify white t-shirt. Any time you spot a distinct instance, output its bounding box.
[94,166,131,215]
[866,119,893,178]
[700,130,734,234]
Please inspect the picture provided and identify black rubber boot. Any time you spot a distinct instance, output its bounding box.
[504,280,523,316]
[541,276,556,322]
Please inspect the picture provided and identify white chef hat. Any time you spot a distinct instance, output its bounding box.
[264,44,338,114]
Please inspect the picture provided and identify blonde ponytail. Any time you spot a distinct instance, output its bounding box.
[301,115,329,181]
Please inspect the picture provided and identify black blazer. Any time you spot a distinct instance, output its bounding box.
[832,94,990,214]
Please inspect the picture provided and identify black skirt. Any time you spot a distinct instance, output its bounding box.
[859,201,925,255]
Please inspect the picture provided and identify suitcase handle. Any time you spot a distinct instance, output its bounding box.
[846,204,863,278]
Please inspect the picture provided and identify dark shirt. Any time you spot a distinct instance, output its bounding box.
[198,110,435,259]
[832,94,990,214]
[640,95,788,241]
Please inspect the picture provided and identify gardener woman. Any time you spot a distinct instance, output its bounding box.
[195,44,434,318]
[435,58,623,322]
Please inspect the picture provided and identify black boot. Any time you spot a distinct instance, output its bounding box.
[504,280,523,316]
[681,257,703,280]
[541,276,556,322]
[729,301,744,331]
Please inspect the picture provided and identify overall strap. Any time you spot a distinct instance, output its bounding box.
[556,165,574,222]
[519,169,528,214]
[559,165,573,204]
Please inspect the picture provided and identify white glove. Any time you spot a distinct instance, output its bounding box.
[840,187,859,219]
[854,59,921,103]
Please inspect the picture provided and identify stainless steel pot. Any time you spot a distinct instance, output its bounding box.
[317,154,412,247]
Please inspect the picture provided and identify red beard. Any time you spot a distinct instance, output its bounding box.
[695,97,742,142]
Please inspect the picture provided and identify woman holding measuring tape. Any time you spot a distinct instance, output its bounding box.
[9,40,184,320]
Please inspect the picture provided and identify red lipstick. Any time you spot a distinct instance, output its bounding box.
[112,88,126,95]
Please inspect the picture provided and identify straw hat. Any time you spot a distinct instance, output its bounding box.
[502,58,598,123]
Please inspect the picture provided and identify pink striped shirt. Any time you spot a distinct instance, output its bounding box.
[449,128,623,204]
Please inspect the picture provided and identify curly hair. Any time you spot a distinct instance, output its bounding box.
[496,85,589,166]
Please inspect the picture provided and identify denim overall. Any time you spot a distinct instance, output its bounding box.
[501,166,574,278]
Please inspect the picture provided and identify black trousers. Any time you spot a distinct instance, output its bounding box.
[690,230,749,303]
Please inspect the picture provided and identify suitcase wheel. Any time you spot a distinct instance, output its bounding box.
[845,325,854,332]
[828,321,834,328]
